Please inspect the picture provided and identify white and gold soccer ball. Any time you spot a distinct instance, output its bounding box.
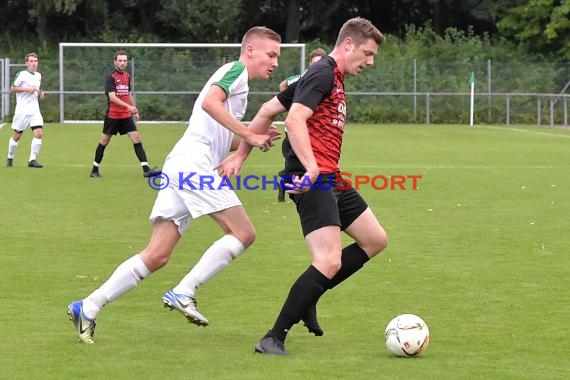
[384,313,430,357]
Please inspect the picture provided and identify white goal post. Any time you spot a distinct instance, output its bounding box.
[58,42,306,123]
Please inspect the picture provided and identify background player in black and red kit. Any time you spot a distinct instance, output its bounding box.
[90,49,157,178]
[228,17,387,355]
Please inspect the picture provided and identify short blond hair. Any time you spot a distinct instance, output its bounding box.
[25,52,38,62]
[241,26,281,52]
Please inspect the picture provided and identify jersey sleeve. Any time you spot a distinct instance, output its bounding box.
[276,81,297,111]
[12,71,24,87]
[285,74,301,86]
[104,73,115,94]
[213,61,246,97]
[292,65,334,111]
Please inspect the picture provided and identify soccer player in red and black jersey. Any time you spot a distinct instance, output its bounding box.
[276,48,327,202]
[90,50,157,178]
[222,17,387,355]
[259,17,386,355]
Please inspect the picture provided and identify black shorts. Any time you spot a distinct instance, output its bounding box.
[103,116,137,135]
[289,174,368,237]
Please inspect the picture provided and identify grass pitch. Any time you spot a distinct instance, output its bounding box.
[0,123,569,380]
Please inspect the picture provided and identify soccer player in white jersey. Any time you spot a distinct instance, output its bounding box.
[7,52,45,168]
[67,26,281,344]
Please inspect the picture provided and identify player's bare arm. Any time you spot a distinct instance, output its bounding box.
[10,85,39,94]
[220,124,281,177]
[109,92,138,114]
[233,96,286,158]
[229,129,281,152]
[219,96,285,176]
[202,85,272,150]
[128,93,139,121]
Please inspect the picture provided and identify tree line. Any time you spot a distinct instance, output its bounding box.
[12,25,567,125]
[1,0,569,60]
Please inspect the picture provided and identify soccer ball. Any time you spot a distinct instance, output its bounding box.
[384,313,430,357]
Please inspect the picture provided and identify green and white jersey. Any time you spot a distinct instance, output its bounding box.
[172,61,249,165]
[13,70,42,115]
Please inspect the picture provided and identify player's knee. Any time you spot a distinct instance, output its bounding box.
[329,259,342,274]
[100,135,111,145]
[12,131,23,141]
[369,230,389,257]
[317,260,342,278]
[139,247,172,272]
[145,254,170,272]
[379,230,389,250]
[129,132,142,144]
[240,227,256,248]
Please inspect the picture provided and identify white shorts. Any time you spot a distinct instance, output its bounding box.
[149,143,242,235]
[12,112,43,132]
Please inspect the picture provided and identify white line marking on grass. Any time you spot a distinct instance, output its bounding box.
[0,123,6,130]
[480,126,570,139]
[42,163,570,170]
[246,164,568,170]
[340,165,568,169]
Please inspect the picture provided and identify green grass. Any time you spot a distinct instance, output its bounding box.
[0,123,569,379]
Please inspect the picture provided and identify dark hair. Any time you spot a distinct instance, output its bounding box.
[309,48,327,61]
[335,17,384,47]
[114,49,128,60]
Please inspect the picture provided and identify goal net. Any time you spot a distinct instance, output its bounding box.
[58,42,306,123]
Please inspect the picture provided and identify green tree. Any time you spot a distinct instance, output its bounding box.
[157,0,244,42]
[497,0,570,58]
[28,0,80,43]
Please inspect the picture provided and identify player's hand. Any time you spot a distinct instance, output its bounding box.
[285,168,319,194]
[133,112,140,122]
[244,132,273,152]
[215,153,245,178]
[259,124,282,152]
[267,124,282,142]
[38,90,45,99]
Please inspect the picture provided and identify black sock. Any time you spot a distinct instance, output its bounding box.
[133,143,149,170]
[329,243,370,289]
[271,265,331,342]
[93,143,107,170]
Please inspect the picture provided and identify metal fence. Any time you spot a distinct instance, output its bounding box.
[1,58,9,121]
[346,91,569,126]
[1,57,569,126]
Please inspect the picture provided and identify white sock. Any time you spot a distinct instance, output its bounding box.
[172,235,245,297]
[82,254,151,319]
[7,138,19,159]
[29,138,42,161]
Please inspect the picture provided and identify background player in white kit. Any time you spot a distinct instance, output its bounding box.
[6,52,45,168]
[67,26,281,344]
